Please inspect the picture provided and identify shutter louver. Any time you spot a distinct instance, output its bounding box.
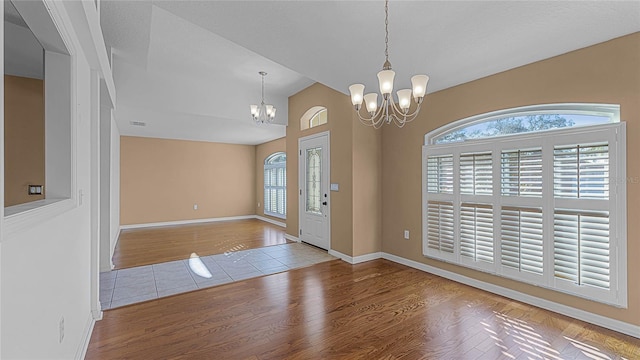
[554,144,609,199]
[426,201,454,253]
[460,153,493,195]
[501,207,543,275]
[501,149,542,197]
[554,210,610,290]
[460,203,494,263]
[427,155,453,194]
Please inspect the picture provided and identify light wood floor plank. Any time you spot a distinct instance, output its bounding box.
[113,219,289,269]
[87,259,640,359]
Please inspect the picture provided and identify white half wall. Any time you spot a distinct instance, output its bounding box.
[1,1,111,358]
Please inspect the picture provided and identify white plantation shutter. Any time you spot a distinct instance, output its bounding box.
[460,203,494,264]
[460,152,493,195]
[501,207,543,275]
[426,155,453,194]
[554,144,609,199]
[264,153,287,218]
[424,115,625,306]
[554,210,610,290]
[501,149,543,197]
[426,201,454,253]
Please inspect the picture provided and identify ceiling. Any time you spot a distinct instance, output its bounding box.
[4,0,44,79]
[100,1,640,145]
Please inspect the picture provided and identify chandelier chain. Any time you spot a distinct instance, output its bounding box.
[261,73,265,104]
[384,0,389,63]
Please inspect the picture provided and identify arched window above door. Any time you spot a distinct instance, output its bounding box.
[300,106,328,130]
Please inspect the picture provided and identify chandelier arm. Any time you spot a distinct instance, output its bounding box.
[355,100,386,124]
[385,105,421,127]
[387,99,407,118]
[358,113,385,128]
[355,111,378,127]
[399,101,423,119]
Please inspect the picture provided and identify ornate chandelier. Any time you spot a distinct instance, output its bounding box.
[250,71,276,125]
[348,0,429,128]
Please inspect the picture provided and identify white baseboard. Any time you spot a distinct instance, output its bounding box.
[381,252,640,339]
[255,215,286,228]
[75,312,96,360]
[353,252,383,264]
[329,250,383,264]
[119,215,256,230]
[285,234,300,242]
[92,308,103,321]
[328,249,350,262]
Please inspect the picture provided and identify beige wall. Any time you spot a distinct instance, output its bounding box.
[287,83,354,255]
[352,118,382,257]
[4,75,45,207]
[381,33,640,325]
[120,136,256,225]
[287,83,382,257]
[255,137,286,222]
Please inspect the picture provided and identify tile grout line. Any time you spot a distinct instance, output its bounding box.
[151,263,159,300]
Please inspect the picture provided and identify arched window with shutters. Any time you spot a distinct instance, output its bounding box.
[423,103,627,306]
[264,152,286,218]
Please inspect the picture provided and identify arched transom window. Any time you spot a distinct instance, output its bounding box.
[429,104,618,144]
[300,106,328,130]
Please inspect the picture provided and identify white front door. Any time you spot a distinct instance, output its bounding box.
[298,132,330,250]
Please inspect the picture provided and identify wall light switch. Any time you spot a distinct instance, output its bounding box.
[28,185,43,195]
[404,230,410,240]
[193,204,198,210]
[330,183,339,191]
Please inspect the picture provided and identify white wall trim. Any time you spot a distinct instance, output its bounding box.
[75,313,96,360]
[109,228,119,270]
[328,249,352,263]
[119,215,256,230]
[284,234,300,242]
[381,252,640,339]
[255,215,286,228]
[3,198,75,238]
[328,250,383,264]
[353,252,383,264]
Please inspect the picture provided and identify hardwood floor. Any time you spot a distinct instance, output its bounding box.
[87,259,639,359]
[113,219,289,269]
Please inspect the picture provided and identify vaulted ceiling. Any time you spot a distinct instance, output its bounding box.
[99,1,640,145]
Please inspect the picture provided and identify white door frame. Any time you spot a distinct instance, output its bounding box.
[298,130,331,250]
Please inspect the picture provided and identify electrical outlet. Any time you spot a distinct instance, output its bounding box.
[59,316,64,343]
[404,230,410,240]
[193,204,198,210]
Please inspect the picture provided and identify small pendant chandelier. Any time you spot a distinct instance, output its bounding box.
[348,0,429,128]
[250,71,276,125]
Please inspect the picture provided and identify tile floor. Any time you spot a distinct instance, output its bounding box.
[100,242,337,309]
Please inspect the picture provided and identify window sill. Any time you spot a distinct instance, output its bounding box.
[4,198,75,238]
